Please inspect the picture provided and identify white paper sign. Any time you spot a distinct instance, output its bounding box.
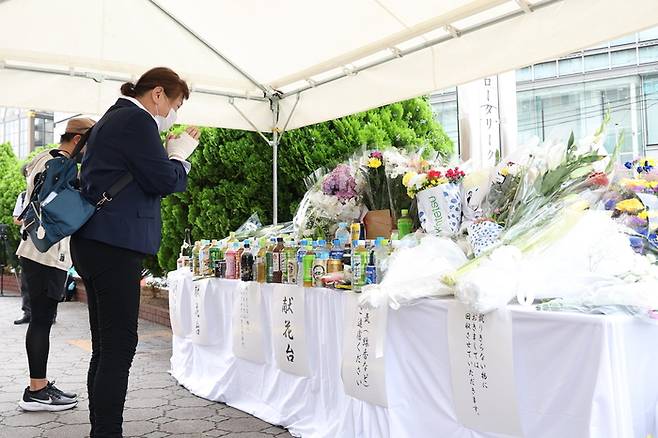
[341,293,388,407]
[270,284,309,377]
[232,281,265,364]
[168,269,192,338]
[191,279,220,345]
[447,302,522,436]
[479,76,501,166]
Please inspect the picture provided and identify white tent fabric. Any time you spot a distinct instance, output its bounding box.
[2,0,658,133]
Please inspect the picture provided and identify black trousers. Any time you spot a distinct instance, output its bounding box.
[21,257,66,379]
[71,237,145,438]
[20,258,31,316]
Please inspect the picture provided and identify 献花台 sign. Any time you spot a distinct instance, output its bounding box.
[270,284,310,376]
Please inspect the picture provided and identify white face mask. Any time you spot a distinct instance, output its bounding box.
[155,105,177,132]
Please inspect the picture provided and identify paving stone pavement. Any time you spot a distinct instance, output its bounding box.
[0,296,293,438]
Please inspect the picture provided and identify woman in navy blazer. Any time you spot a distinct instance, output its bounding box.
[71,67,200,438]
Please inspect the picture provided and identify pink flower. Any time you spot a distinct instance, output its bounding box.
[370,150,383,160]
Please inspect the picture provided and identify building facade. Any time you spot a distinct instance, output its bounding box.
[431,27,658,162]
[0,108,54,159]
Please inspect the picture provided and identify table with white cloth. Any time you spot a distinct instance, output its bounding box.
[168,275,658,438]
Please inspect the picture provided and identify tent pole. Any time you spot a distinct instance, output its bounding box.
[271,97,281,225]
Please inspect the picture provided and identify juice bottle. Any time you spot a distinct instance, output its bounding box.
[285,241,298,285]
[296,239,308,286]
[265,237,276,283]
[302,242,316,287]
[398,209,413,239]
[365,250,377,285]
[201,240,213,276]
[351,240,368,292]
[240,241,254,281]
[225,243,237,280]
[312,240,329,287]
[235,241,245,280]
[328,239,344,273]
[272,237,285,283]
[281,239,291,284]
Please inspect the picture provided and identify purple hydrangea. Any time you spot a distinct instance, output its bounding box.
[322,164,358,202]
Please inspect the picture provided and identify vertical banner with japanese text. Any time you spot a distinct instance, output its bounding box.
[447,301,522,436]
[270,284,309,376]
[167,269,192,338]
[341,293,388,407]
[232,281,265,364]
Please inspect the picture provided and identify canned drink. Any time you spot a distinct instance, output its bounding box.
[328,259,343,273]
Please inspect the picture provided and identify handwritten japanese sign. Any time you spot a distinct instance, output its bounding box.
[341,293,388,407]
[167,269,192,338]
[447,302,522,435]
[190,279,218,345]
[232,281,265,363]
[271,284,309,376]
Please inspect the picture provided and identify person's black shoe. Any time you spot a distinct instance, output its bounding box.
[47,381,77,400]
[18,385,77,412]
[13,315,30,325]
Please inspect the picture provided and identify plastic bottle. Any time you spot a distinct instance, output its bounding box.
[265,237,276,283]
[351,240,368,292]
[335,222,351,247]
[398,209,413,239]
[374,238,390,282]
[191,241,201,276]
[281,239,291,284]
[285,241,298,285]
[225,243,238,280]
[328,238,344,273]
[350,223,361,243]
[272,237,285,283]
[365,249,377,285]
[240,241,254,281]
[255,237,267,283]
[302,242,316,287]
[296,239,308,286]
[235,241,245,280]
[312,240,329,287]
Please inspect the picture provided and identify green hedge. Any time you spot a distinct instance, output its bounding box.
[0,143,26,268]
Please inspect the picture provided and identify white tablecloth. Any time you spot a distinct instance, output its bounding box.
[168,276,658,438]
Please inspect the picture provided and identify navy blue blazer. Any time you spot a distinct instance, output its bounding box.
[76,98,187,255]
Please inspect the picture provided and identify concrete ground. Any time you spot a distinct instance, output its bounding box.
[0,295,293,438]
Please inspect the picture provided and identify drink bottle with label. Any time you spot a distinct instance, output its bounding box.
[272,237,285,283]
[328,239,344,273]
[265,238,276,283]
[312,240,329,287]
[302,242,316,288]
[350,223,361,244]
[192,241,201,276]
[351,240,368,292]
[240,241,254,281]
[296,239,308,286]
[235,241,244,280]
[335,222,351,247]
[225,243,238,279]
[255,237,267,283]
[285,241,298,285]
[365,249,377,285]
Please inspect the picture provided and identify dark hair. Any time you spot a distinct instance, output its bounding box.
[120,67,190,101]
[20,164,28,178]
[60,132,79,143]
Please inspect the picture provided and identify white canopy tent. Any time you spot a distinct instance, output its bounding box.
[2,0,658,222]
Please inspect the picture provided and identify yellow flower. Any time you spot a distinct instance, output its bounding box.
[403,171,417,187]
[368,157,382,169]
[406,189,416,199]
[638,210,649,220]
[436,177,449,185]
[500,167,509,177]
[616,198,645,214]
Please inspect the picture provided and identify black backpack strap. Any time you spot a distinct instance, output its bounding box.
[96,173,134,209]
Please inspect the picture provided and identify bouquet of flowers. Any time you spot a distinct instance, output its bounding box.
[293,164,366,239]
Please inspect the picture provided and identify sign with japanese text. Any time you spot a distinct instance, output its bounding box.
[479,76,501,166]
[190,279,217,345]
[447,302,522,435]
[167,269,192,338]
[271,284,309,376]
[341,293,388,407]
[232,281,265,363]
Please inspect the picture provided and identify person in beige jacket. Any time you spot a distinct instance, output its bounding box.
[16,117,95,412]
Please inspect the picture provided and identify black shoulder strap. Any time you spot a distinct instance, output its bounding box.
[96,173,134,209]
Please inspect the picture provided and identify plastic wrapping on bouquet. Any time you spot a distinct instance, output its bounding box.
[416,183,462,237]
[467,221,503,257]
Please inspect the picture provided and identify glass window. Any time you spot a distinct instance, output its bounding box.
[533,61,557,80]
[558,57,582,76]
[610,34,636,46]
[639,27,658,42]
[516,66,532,82]
[645,76,658,145]
[639,45,658,64]
[431,100,459,152]
[611,49,637,67]
[584,53,609,71]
